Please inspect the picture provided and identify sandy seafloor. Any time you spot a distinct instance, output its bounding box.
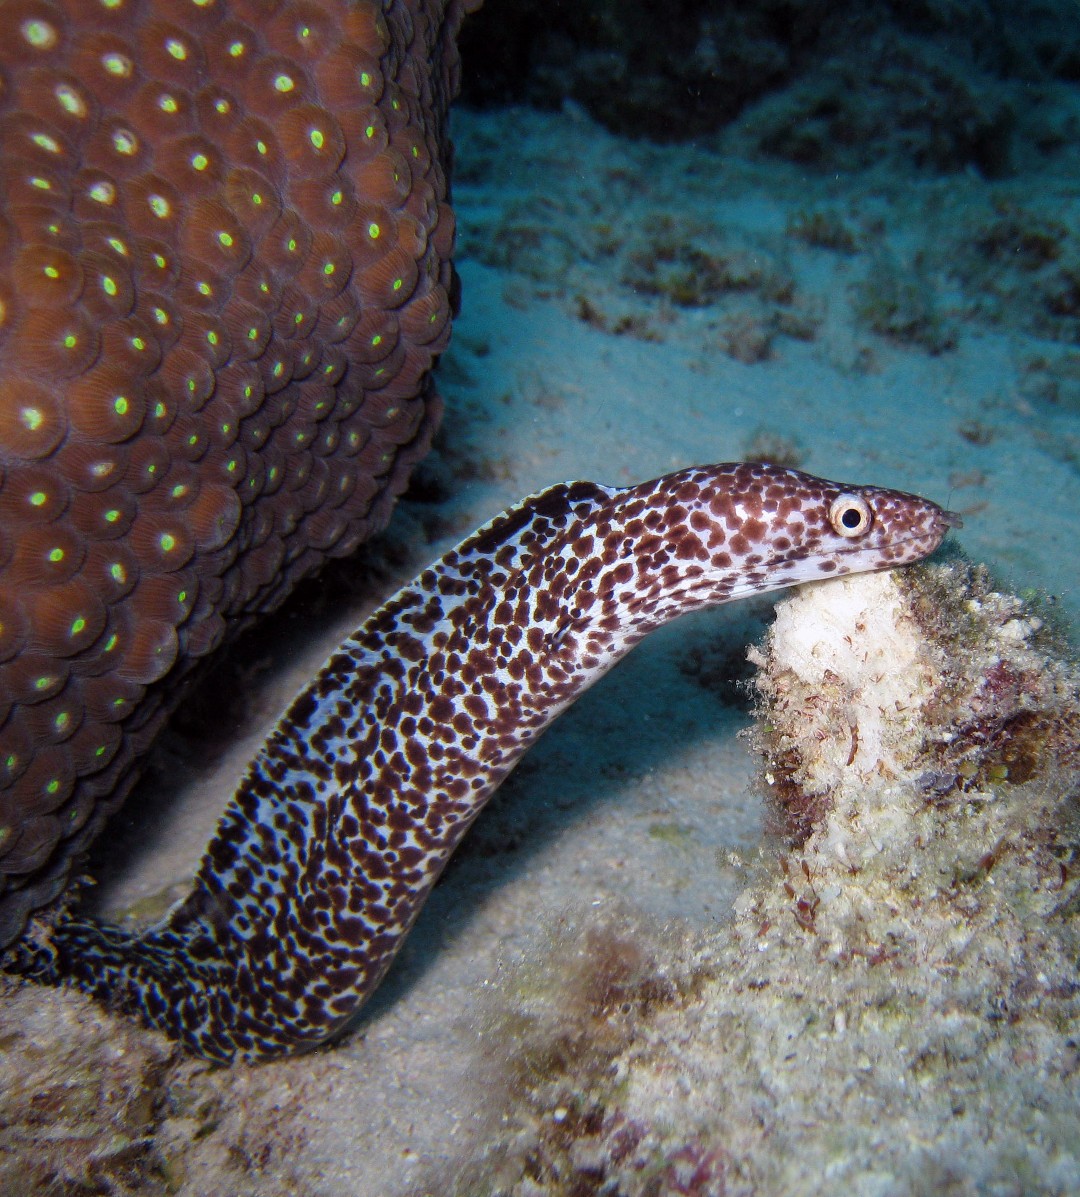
[62,98,1080,1194]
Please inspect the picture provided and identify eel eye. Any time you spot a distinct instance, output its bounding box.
[828,494,873,538]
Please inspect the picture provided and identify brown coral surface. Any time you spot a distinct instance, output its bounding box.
[0,0,478,946]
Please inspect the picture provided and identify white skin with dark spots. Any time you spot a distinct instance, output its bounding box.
[12,463,959,1062]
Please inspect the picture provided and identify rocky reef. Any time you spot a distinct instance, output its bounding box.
[459,0,1080,176]
[437,562,1080,1195]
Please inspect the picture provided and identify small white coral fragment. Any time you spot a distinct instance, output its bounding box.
[752,563,1078,845]
[750,570,941,864]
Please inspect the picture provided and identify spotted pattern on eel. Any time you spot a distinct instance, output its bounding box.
[10,462,961,1062]
[0,0,481,946]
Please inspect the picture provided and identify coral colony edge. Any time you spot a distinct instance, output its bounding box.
[11,462,959,1063]
[0,0,479,949]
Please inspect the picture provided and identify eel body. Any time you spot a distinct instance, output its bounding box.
[13,462,959,1062]
[0,0,478,945]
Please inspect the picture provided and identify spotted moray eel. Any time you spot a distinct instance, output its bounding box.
[11,462,959,1062]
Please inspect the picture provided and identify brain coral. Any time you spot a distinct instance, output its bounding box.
[0,0,479,947]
